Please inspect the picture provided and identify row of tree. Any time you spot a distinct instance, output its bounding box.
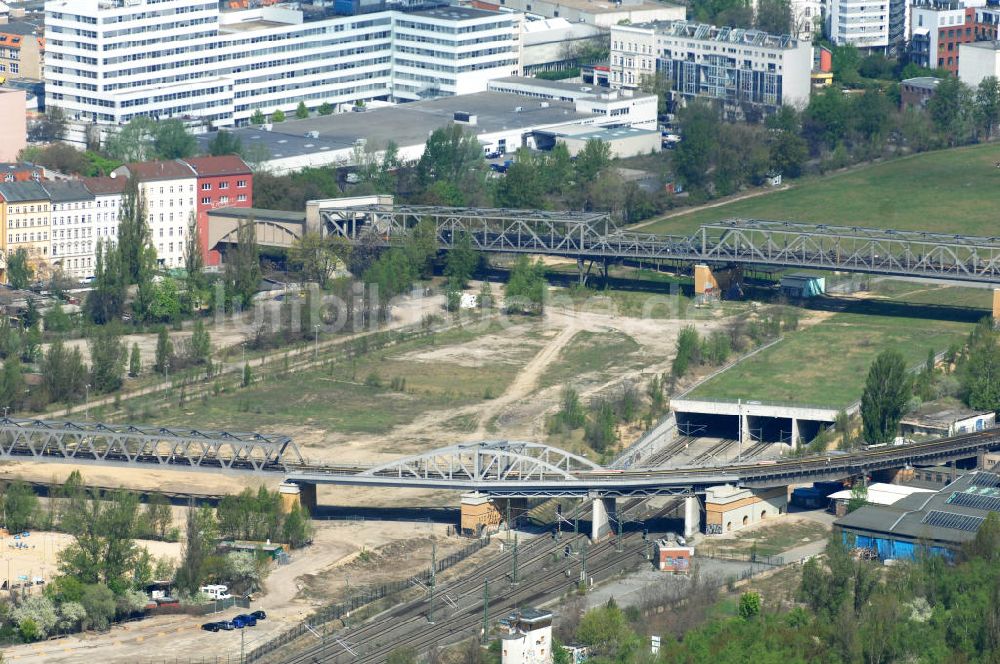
[673,76,1000,197]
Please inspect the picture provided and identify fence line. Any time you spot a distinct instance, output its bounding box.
[699,550,785,566]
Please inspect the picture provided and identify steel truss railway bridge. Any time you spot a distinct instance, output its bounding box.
[319,202,1000,284]
[4,417,1000,539]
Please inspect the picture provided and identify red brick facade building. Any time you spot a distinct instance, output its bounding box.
[182,156,253,266]
[912,2,998,75]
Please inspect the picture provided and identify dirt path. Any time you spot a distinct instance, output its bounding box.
[472,315,582,438]
[628,185,790,231]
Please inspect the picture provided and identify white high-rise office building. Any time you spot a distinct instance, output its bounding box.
[44,0,521,127]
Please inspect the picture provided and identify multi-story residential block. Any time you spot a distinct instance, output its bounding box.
[911,1,997,74]
[112,161,196,270]
[0,180,52,277]
[610,21,812,116]
[609,22,660,89]
[828,0,909,53]
[183,155,252,266]
[81,176,125,247]
[44,181,95,280]
[80,175,125,280]
[0,21,43,81]
[44,0,521,128]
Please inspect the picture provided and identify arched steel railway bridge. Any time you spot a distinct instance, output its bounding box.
[1,416,998,537]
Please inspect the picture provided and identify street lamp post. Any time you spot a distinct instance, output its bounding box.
[738,397,743,463]
[242,342,246,367]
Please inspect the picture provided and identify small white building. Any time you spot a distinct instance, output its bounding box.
[704,485,787,535]
[499,608,553,664]
[900,401,996,438]
[548,125,661,158]
[959,40,1000,88]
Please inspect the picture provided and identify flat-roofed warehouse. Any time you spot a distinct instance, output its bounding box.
[197,87,657,174]
[836,470,1000,560]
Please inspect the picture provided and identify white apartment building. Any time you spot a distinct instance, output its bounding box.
[44,0,520,128]
[112,161,195,269]
[789,0,822,40]
[828,0,909,52]
[82,175,125,279]
[609,22,660,89]
[610,21,812,115]
[43,181,96,280]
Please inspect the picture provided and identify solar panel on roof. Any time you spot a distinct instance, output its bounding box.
[922,510,985,532]
[972,473,1000,488]
[947,492,1000,512]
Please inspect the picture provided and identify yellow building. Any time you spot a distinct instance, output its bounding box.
[0,22,44,82]
[0,180,52,281]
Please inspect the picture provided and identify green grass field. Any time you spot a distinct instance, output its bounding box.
[539,330,644,389]
[640,144,1000,237]
[111,322,542,436]
[690,285,986,408]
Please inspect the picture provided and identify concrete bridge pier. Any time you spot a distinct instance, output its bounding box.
[591,495,617,541]
[683,495,701,539]
[279,481,317,515]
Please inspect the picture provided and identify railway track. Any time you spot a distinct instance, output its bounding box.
[354,540,645,664]
[276,499,667,664]
[640,435,695,468]
[740,440,772,461]
[690,439,736,465]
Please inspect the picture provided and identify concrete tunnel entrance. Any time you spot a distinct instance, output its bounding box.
[672,398,840,446]
[676,412,739,439]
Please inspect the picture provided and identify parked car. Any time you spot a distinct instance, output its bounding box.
[250,610,267,620]
[201,622,222,632]
[237,613,258,627]
[218,621,235,631]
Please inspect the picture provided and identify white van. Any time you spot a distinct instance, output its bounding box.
[199,584,232,600]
